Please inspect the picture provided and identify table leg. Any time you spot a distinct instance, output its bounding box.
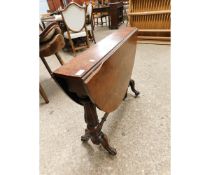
[81,99,117,155]
[129,79,140,97]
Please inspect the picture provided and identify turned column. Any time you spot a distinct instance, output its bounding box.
[80,98,117,155]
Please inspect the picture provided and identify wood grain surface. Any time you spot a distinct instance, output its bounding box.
[54,27,138,112]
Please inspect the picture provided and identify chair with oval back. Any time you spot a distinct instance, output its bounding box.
[40,22,65,75]
[39,22,66,103]
[61,2,90,56]
[86,3,96,43]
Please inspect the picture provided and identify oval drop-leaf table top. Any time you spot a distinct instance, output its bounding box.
[54,27,138,112]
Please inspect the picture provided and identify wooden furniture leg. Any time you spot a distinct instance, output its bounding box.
[91,30,96,44]
[40,53,64,77]
[55,52,64,65]
[85,34,90,48]
[41,21,46,29]
[123,89,128,100]
[124,79,140,100]
[40,56,53,75]
[129,79,140,97]
[68,39,76,56]
[40,84,49,103]
[81,99,117,155]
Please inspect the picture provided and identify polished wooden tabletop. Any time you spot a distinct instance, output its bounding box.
[54,27,138,112]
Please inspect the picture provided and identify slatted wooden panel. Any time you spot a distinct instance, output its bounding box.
[130,13,170,29]
[129,0,170,12]
[128,0,171,43]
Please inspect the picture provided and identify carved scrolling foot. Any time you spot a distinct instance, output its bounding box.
[81,99,117,155]
[81,129,90,142]
[82,130,117,155]
[99,132,117,155]
[129,79,140,97]
[124,79,140,100]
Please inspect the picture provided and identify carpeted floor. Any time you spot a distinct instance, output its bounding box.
[40,24,170,175]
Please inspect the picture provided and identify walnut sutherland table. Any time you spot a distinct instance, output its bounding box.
[53,27,140,155]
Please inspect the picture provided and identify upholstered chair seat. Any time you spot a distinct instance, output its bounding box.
[63,30,86,39]
[54,14,62,21]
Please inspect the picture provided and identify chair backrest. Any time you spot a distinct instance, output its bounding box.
[87,3,93,19]
[39,23,65,57]
[61,2,86,32]
[39,22,61,43]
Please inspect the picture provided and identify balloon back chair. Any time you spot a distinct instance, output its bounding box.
[40,22,65,75]
[86,3,96,43]
[39,22,65,103]
[61,2,90,56]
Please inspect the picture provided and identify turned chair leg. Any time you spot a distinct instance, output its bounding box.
[96,17,98,25]
[69,39,76,56]
[86,35,90,48]
[40,56,53,76]
[91,30,96,44]
[40,84,49,103]
[101,16,103,26]
[55,52,64,65]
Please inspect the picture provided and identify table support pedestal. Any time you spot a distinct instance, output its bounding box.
[81,99,117,155]
[81,78,139,155]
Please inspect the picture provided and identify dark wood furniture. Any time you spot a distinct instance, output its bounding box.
[40,22,65,75]
[93,2,124,29]
[93,5,110,13]
[40,22,65,103]
[53,27,140,155]
[109,1,124,29]
[93,6,110,27]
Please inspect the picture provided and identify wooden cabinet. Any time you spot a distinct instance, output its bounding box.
[109,2,124,29]
[128,0,171,43]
